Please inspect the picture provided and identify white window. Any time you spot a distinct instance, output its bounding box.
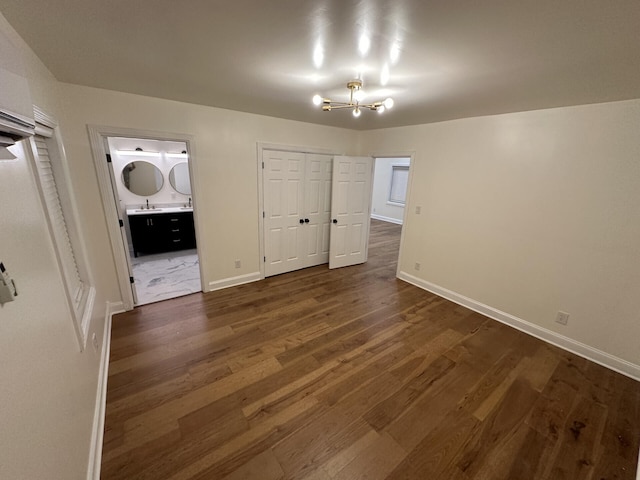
[28,107,95,349]
[388,165,409,205]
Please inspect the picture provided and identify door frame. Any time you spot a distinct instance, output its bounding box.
[256,142,344,280]
[88,125,203,311]
[368,151,416,278]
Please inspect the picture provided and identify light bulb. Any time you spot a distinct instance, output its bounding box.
[312,94,322,106]
[352,107,361,118]
[377,105,386,114]
[383,97,394,109]
[354,89,365,102]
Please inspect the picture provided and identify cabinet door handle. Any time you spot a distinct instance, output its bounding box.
[304,218,309,223]
[172,229,180,232]
[150,219,153,226]
[170,218,179,222]
[173,239,181,243]
[332,219,338,224]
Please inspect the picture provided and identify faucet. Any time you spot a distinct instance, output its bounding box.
[146,199,149,210]
[188,197,192,208]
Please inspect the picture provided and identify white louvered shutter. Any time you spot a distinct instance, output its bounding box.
[33,134,87,317]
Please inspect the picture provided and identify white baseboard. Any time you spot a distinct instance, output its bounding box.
[207,272,262,292]
[371,213,403,225]
[398,271,640,381]
[86,301,122,480]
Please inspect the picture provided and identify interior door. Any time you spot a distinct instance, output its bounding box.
[264,150,306,276]
[303,154,333,268]
[105,141,138,304]
[329,156,374,269]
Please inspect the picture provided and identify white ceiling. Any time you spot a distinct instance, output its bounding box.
[1,0,640,130]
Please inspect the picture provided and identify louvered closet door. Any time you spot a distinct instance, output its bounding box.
[33,135,87,316]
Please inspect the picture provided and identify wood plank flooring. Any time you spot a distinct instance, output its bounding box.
[103,219,640,479]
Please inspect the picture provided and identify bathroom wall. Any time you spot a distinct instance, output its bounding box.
[108,137,193,250]
[108,136,192,210]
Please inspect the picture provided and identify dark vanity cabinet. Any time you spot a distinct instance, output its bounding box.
[128,211,196,257]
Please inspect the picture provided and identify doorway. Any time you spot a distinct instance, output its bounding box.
[371,156,411,225]
[88,126,203,310]
[105,137,201,305]
[371,155,413,275]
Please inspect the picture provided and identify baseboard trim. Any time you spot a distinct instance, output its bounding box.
[371,213,403,225]
[397,271,640,381]
[207,272,262,292]
[86,301,123,480]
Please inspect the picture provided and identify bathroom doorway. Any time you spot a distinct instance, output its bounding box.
[104,136,202,306]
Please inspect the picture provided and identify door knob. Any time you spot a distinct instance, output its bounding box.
[332,219,338,224]
[304,218,309,223]
[299,219,304,224]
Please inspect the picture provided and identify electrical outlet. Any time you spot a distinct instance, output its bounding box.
[414,262,421,271]
[415,206,421,214]
[234,260,241,269]
[555,311,570,325]
[91,333,99,353]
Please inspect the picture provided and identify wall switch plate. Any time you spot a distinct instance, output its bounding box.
[234,260,241,269]
[414,262,421,271]
[556,311,570,325]
[415,206,421,214]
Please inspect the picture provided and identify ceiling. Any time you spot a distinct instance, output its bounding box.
[1,0,640,130]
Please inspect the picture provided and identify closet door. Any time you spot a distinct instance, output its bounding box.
[302,154,333,268]
[264,150,306,276]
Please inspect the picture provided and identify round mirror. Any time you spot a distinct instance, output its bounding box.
[169,162,192,195]
[121,161,164,196]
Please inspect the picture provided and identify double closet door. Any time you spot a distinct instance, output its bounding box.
[264,150,333,277]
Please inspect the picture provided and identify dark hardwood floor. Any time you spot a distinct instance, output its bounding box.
[103,219,640,479]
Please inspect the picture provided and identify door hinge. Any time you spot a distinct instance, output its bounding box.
[263,256,266,262]
[129,276,134,284]
[119,219,124,227]
[262,211,265,218]
[262,161,264,169]
[106,153,112,163]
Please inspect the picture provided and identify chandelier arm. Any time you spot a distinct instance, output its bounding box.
[314,80,392,114]
[324,104,356,110]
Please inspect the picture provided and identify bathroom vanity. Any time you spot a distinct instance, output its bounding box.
[127,207,196,257]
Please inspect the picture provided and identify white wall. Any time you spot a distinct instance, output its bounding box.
[0,13,108,479]
[360,99,640,374]
[371,157,410,224]
[56,84,356,290]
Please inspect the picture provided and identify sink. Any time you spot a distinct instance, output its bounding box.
[126,207,164,215]
[126,206,193,215]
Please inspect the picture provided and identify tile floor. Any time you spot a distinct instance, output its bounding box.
[130,248,201,306]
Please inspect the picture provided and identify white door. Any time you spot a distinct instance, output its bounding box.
[303,154,333,268]
[264,150,306,276]
[105,142,138,304]
[329,156,374,269]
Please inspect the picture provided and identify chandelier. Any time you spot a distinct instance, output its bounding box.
[312,80,394,117]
